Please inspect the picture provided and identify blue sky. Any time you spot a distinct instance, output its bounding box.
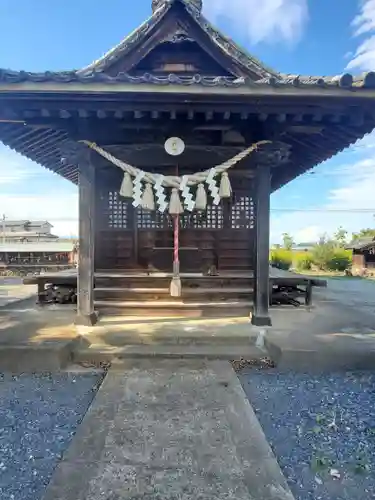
[1,0,375,242]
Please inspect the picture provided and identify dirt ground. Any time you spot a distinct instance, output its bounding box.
[316,276,375,309]
[0,277,36,307]
[0,276,374,358]
[265,276,375,360]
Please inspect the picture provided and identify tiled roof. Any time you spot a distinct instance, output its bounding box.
[2,220,52,228]
[76,0,277,80]
[346,238,375,250]
[152,0,202,13]
[0,241,75,253]
[1,69,375,89]
[0,0,373,90]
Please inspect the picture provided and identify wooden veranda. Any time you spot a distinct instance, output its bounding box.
[2,0,375,325]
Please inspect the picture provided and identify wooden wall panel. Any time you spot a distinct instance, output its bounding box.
[95,170,256,272]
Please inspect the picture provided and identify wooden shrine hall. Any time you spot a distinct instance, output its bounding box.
[2,0,375,326]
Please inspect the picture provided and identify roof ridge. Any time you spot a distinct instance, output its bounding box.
[77,3,169,75]
[77,0,277,79]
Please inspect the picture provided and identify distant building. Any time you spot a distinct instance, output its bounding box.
[291,243,316,252]
[1,220,59,243]
[0,220,77,271]
[0,241,77,271]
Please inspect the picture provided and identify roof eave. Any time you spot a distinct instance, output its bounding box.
[2,79,375,99]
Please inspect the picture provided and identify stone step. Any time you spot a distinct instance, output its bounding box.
[76,325,262,347]
[0,341,75,372]
[73,343,268,364]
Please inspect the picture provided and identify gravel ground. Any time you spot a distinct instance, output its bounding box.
[240,369,375,500]
[0,372,104,500]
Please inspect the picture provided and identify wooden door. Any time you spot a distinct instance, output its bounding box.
[95,189,136,271]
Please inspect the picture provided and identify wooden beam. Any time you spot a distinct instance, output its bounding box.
[348,113,364,127]
[276,113,287,123]
[195,124,232,131]
[252,163,272,327]
[312,112,323,122]
[9,127,47,147]
[59,110,71,119]
[292,114,304,122]
[97,110,107,119]
[78,109,89,118]
[76,147,97,326]
[20,130,65,153]
[330,114,343,123]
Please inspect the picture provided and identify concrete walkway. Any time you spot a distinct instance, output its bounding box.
[42,361,294,500]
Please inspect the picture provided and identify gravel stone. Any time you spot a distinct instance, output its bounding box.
[0,372,103,500]
[240,369,375,500]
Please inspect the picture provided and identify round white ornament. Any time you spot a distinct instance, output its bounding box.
[165,137,185,156]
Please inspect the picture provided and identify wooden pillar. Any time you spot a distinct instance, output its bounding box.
[76,150,98,326]
[252,163,272,327]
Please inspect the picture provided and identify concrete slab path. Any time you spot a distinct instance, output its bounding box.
[42,360,294,500]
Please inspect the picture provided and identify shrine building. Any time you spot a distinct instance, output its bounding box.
[1,0,375,326]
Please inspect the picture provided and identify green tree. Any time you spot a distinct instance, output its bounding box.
[333,226,348,247]
[282,232,294,250]
[311,238,335,270]
[352,228,375,241]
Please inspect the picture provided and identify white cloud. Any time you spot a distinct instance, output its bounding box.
[294,225,322,242]
[347,0,375,71]
[271,131,375,244]
[204,0,308,44]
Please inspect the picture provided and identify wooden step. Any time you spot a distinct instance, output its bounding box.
[94,300,253,318]
[95,272,254,278]
[94,287,253,294]
[95,275,253,289]
[94,286,254,302]
[94,287,170,294]
[95,300,253,308]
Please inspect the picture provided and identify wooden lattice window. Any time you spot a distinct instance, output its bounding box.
[137,208,168,229]
[107,191,131,229]
[231,196,255,229]
[191,204,223,229]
